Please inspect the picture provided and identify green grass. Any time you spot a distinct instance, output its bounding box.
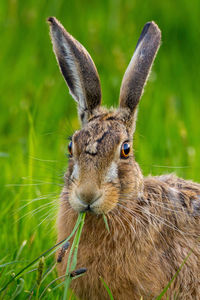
[1,0,200,298]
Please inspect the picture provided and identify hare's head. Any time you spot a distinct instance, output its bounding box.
[48,17,161,215]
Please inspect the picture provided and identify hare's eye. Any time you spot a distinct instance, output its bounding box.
[121,142,130,159]
[68,141,73,156]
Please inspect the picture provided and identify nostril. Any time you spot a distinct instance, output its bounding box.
[90,193,102,204]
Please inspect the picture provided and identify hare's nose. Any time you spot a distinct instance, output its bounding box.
[76,184,102,205]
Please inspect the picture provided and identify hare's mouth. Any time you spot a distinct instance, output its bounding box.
[81,203,99,214]
[69,184,119,214]
[80,194,103,214]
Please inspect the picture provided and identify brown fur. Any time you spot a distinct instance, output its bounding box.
[48,17,200,299]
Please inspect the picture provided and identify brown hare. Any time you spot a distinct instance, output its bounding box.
[48,17,200,300]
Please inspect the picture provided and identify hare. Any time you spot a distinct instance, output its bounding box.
[48,17,200,300]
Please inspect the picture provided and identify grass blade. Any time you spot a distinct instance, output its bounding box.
[10,278,24,300]
[155,250,192,299]
[100,277,114,300]
[0,214,82,294]
[63,212,86,300]
[103,214,110,233]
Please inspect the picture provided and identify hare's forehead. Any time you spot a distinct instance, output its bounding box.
[73,121,127,151]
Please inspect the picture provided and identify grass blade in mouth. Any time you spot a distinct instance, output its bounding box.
[103,214,110,233]
[63,212,86,300]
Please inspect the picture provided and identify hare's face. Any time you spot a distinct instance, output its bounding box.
[65,115,140,214]
[48,17,160,214]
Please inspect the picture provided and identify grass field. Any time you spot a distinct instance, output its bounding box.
[1,0,200,298]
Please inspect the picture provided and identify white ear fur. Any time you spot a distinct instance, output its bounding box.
[48,17,102,125]
[59,35,85,107]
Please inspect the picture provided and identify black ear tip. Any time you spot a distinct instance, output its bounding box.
[47,16,56,25]
[141,22,151,36]
[142,21,161,37]
[136,21,161,50]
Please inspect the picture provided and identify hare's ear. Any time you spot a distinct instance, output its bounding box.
[48,17,102,125]
[119,22,161,132]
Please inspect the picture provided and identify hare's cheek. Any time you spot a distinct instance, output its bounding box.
[92,185,119,214]
[71,163,79,180]
[105,162,118,183]
[102,186,119,213]
[68,188,87,212]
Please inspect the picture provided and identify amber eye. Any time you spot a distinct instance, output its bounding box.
[121,142,130,159]
[68,141,73,156]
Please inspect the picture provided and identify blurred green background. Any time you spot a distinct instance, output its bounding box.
[1,0,200,298]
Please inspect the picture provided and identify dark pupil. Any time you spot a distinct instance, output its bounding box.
[123,143,130,155]
[68,141,72,153]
